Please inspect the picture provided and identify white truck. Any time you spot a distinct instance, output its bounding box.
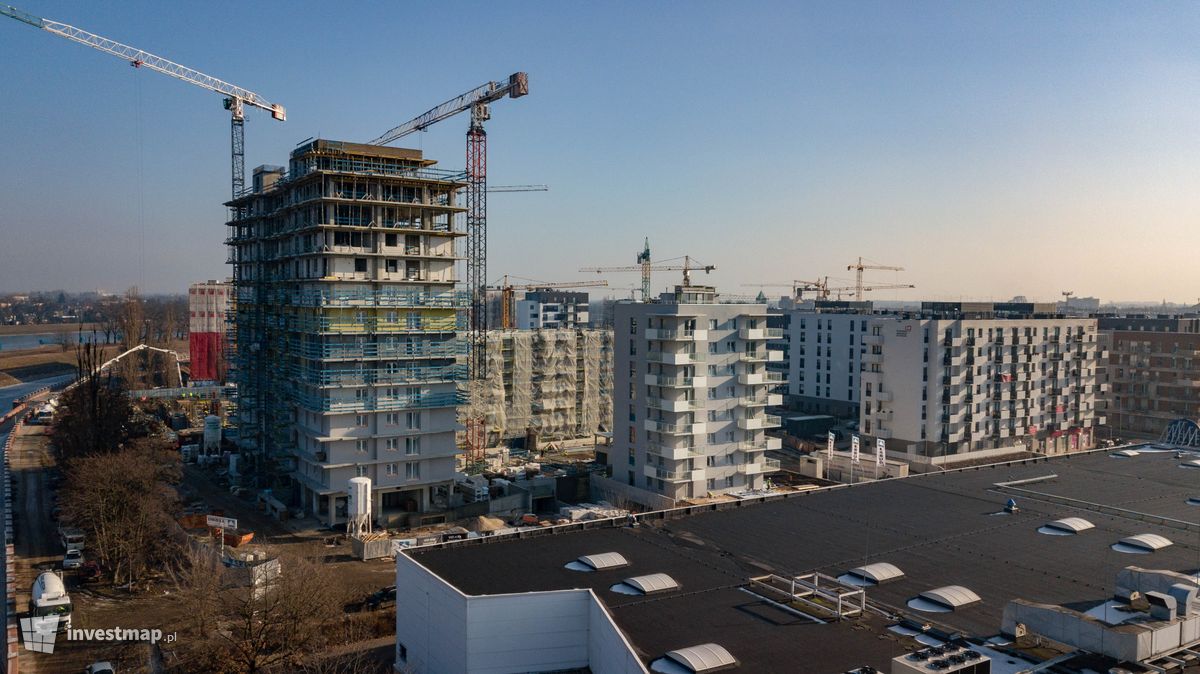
[30,571,71,632]
[58,527,84,552]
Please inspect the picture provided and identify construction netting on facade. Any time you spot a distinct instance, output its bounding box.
[464,329,612,447]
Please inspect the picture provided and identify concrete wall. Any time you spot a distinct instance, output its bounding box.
[395,552,648,673]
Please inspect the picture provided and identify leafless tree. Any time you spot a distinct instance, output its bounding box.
[52,338,130,458]
[170,551,351,674]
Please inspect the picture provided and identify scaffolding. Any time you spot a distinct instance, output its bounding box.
[465,329,613,447]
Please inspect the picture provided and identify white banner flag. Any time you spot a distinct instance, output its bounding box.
[851,435,860,463]
[876,438,886,467]
[826,431,835,461]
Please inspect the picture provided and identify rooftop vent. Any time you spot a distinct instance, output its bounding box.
[613,573,680,596]
[1114,534,1173,553]
[1111,449,1140,458]
[661,643,738,673]
[1181,459,1200,469]
[1039,517,1095,535]
[846,562,905,585]
[908,586,982,613]
[1187,497,1200,506]
[568,552,629,572]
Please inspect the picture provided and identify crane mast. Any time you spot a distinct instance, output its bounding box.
[370,72,528,380]
[581,239,715,302]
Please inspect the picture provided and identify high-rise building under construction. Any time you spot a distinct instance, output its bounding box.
[226,140,467,526]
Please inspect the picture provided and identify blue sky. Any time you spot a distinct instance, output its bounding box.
[0,1,1197,302]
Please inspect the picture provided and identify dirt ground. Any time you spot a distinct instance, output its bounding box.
[10,423,398,673]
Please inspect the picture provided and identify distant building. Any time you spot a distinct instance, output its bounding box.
[605,285,783,505]
[515,290,590,329]
[790,301,1104,462]
[465,328,613,446]
[1098,316,1200,438]
[187,280,230,383]
[1060,296,1101,315]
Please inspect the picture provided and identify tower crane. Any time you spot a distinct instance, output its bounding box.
[494,276,608,329]
[580,239,715,302]
[847,257,905,302]
[368,72,529,379]
[488,184,548,193]
[0,4,286,200]
[820,282,915,301]
[741,280,826,301]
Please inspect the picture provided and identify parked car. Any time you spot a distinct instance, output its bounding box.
[79,561,101,583]
[84,662,115,674]
[62,549,83,570]
[366,585,397,610]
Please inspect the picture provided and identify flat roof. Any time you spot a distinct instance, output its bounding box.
[410,447,1200,671]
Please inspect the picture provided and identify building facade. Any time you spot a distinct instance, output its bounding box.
[788,303,878,419]
[515,290,590,329]
[466,328,613,446]
[608,286,783,502]
[791,302,1105,459]
[1098,316,1200,438]
[187,280,231,383]
[226,140,467,526]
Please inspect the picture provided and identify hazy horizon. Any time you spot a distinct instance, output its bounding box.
[1,1,1197,301]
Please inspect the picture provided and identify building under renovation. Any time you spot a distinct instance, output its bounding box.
[187,280,231,383]
[226,140,467,525]
[464,328,613,448]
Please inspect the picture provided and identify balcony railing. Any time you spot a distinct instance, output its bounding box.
[645,328,708,341]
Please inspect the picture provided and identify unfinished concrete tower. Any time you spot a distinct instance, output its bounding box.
[226,140,466,526]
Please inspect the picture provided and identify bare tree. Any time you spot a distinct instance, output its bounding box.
[52,338,131,459]
[58,439,180,587]
[170,551,351,673]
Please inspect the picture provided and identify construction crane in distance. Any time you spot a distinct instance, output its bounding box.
[741,280,827,301]
[580,239,715,302]
[847,257,905,302]
[0,4,285,200]
[821,281,915,301]
[488,184,548,193]
[494,276,608,329]
[368,72,529,380]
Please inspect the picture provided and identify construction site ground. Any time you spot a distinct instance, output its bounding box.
[9,423,398,673]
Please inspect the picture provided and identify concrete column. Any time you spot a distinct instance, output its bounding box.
[420,487,430,512]
[326,495,336,527]
[372,489,383,525]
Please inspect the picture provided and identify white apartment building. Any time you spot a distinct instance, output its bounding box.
[516,290,591,329]
[790,302,1105,459]
[607,286,784,501]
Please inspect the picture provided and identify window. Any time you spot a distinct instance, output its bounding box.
[355,414,368,427]
[385,233,398,247]
[406,411,421,429]
[406,462,420,480]
[385,259,398,273]
[354,258,367,273]
[334,231,350,246]
[405,436,420,455]
[356,440,368,453]
[386,438,398,451]
[355,465,368,477]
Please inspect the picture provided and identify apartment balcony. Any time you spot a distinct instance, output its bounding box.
[740,393,784,407]
[861,370,883,385]
[863,334,884,346]
[737,414,782,430]
[643,465,704,482]
[647,445,705,461]
[872,409,894,422]
[645,420,707,435]
[738,372,765,385]
[647,397,704,413]
[645,374,708,388]
[863,352,883,365]
[646,351,706,365]
[876,426,893,440]
[874,390,892,402]
[740,351,771,363]
[646,328,708,342]
[738,327,784,341]
[767,350,784,362]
